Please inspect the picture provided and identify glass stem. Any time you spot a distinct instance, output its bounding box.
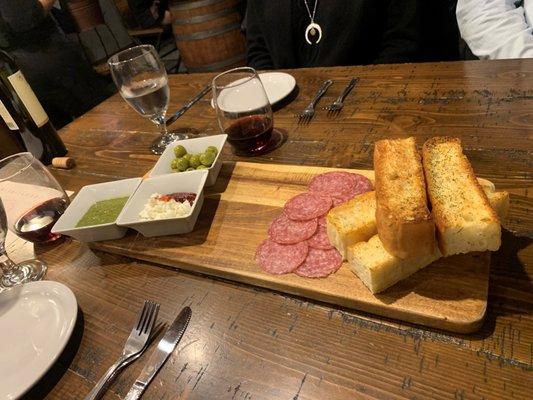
[0,243,16,275]
[154,115,168,138]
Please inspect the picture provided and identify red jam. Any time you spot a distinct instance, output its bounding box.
[157,192,196,205]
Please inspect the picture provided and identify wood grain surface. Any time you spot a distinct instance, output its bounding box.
[91,162,490,333]
[11,60,532,399]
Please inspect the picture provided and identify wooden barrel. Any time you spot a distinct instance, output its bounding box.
[63,0,105,32]
[169,0,246,73]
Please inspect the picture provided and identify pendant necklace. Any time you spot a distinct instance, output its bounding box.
[303,0,322,45]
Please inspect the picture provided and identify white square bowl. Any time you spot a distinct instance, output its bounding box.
[51,178,142,242]
[116,170,208,237]
[150,134,227,187]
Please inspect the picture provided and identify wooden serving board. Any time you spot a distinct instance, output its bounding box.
[92,162,489,333]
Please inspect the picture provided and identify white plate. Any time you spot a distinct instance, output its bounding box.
[0,281,77,399]
[211,72,296,110]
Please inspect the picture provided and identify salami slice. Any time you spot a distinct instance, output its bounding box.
[318,215,327,227]
[256,239,308,274]
[284,192,333,221]
[268,214,317,244]
[307,225,333,250]
[351,173,373,195]
[310,172,373,201]
[295,248,343,278]
[309,172,356,195]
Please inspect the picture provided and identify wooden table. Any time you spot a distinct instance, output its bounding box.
[16,60,532,399]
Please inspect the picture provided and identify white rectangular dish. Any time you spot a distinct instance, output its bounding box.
[51,178,141,242]
[150,134,227,186]
[116,170,208,237]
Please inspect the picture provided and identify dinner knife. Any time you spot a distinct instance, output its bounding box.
[124,307,192,400]
[166,85,211,127]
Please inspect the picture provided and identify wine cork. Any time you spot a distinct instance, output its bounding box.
[52,157,75,169]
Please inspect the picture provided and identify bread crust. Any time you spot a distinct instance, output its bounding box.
[374,137,436,259]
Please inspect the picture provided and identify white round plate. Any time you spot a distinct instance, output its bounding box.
[0,281,77,399]
[211,72,296,110]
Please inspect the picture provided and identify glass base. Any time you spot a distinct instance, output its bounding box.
[150,132,190,155]
[1,259,47,288]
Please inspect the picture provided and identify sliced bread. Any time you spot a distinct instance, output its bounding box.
[347,235,442,293]
[326,191,376,259]
[374,137,436,259]
[422,137,501,255]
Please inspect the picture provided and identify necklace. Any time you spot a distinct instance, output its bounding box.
[303,0,322,45]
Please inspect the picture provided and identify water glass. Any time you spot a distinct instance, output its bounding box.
[108,44,186,155]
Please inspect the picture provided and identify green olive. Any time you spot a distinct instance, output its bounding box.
[173,145,187,158]
[189,154,201,168]
[200,151,216,167]
[196,165,208,170]
[205,146,218,155]
[170,159,179,170]
[175,157,189,172]
[182,153,192,162]
[186,167,195,171]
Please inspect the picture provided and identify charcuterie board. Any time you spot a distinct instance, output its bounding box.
[91,162,490,333]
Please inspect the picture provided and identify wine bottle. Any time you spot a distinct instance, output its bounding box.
[0,50,67,165]
[0,110,25,159]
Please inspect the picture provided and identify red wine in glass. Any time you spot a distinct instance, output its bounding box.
[225,115,273,154]
[13,197,67,243]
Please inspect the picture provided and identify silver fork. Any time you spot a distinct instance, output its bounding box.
[85,300,160,400]
[295,79,333,124]
[325,77,358,116]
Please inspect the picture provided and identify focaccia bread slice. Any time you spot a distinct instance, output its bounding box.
[345,185,508,294]
[327,185,509,261]
[326,191,376,259]
[374,137,436,259]
[422,137,501,256]
[347,235,442,294]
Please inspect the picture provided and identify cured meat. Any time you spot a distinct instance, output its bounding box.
[295,248,343,278]
[318,215,327,227]
[256,239,308,274]
[307,225,333,250]
[310,172,373,204]
[268,214,317,244]
[284,192,333,221]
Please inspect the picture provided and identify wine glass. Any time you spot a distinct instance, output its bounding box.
[108,44,186,155]
[0,153,66,287]
[213,67,274,155]
[0,197,47,288]
[0,152,69,245]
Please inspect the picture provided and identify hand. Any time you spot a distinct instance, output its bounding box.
[162,10,171,25]
[38,0,56,13]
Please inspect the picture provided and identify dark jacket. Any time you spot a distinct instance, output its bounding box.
[246,0,421,69]
[0,0,113,128]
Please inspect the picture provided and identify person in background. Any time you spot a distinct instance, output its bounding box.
[245,0,421,69]
[456,0,533,59]
[0,0,114,128]
[127,0,171,29]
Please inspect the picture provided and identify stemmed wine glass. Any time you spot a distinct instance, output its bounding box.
[0,152,69,287]
[108,44,187,155]
[213,67,274,155]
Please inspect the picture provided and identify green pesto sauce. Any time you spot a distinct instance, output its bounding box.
[76,196,129,228]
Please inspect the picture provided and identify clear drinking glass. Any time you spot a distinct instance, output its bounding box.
[213,67,274,155]
[0,152,68,287]
[108,44,186,155]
